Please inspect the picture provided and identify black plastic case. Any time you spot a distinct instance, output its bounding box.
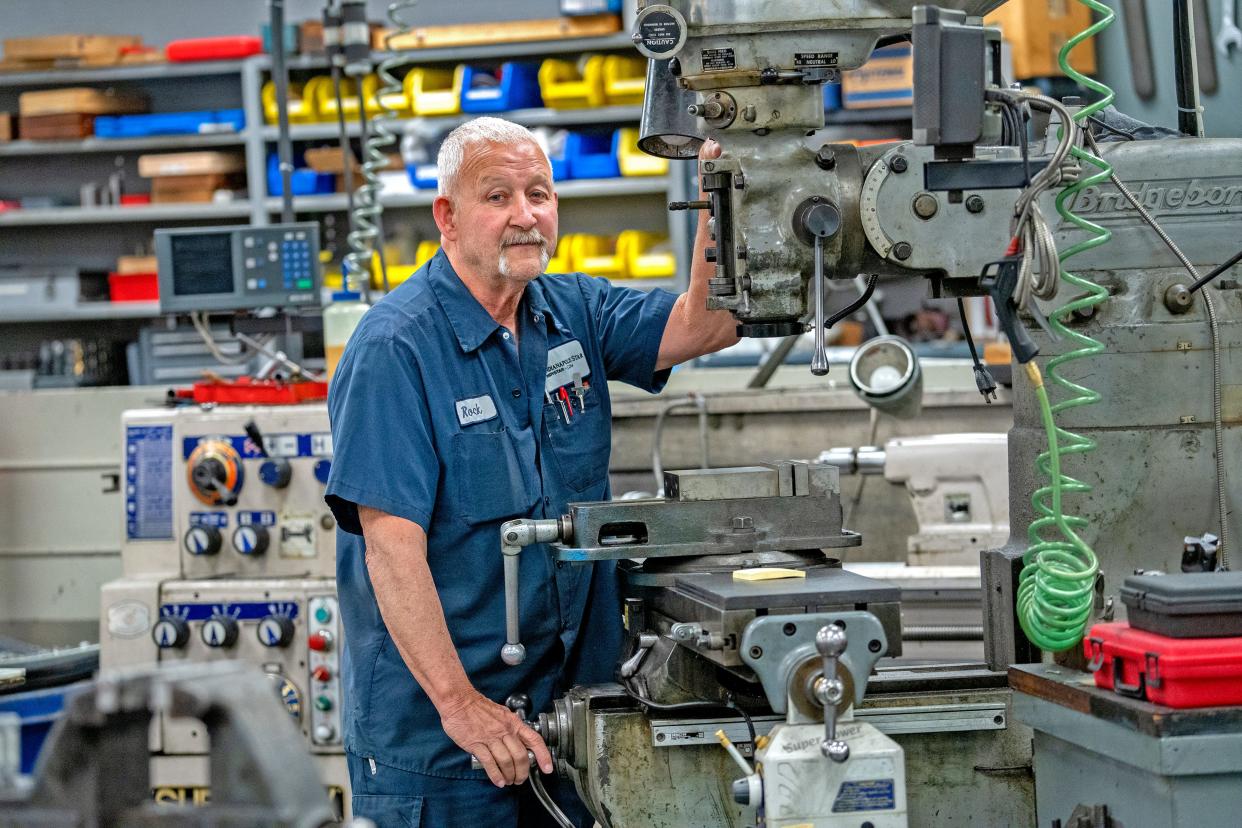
[1121,572,1242,638]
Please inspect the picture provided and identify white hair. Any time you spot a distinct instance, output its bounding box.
[436,117,550,197]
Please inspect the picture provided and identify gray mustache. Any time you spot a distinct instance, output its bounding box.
[502,230,548,248]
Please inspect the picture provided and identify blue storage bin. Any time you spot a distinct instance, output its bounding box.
[0,679,91,774]
[267,152,335,196]
[566,130,620,180]
[461,62,544,113]
[549,151,572,182]
[407,162,439,190]
[824,82,842,112]
[95,109,246,138]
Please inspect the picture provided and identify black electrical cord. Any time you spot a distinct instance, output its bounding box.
[958,297,998,403]
[1086,114,1138,141]
[621,679,757,747]
[824,274,879,330]
[1189,249,1242,294]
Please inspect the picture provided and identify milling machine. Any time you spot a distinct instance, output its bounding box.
[488,2,1242,826]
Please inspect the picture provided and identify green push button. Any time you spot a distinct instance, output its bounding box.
[314,606,332,624]
[296,278,313,289]
[315,695,333,712]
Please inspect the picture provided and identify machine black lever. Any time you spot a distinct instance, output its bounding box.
[979,256,1040,364]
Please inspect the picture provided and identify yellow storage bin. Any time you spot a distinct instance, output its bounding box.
[538,55,607,110]
[571,234,623,278]
[368,242,421,290]
[602,55,646,106]
[546,234,576,273]
[313,75,360,122]
[616,127,668,177]
[407,66,465,116]
[262,79,318,125]
[362,73,413,117]
[618,230,675,279]
[414,240,440,268]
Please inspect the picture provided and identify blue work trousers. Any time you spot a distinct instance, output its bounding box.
[348,753,594,828]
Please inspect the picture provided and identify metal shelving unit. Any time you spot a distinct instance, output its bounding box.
[264,176,671,214]
[0,131,249,157]
[260,105,644,142]
[266,33,638,74]
[0,59,248,88]
[0,301,161,323]
[0,202,254,226]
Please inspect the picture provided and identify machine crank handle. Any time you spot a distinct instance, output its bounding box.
[811,234,829,376]
[980,256,1040,364]
[814,623,850,762]
[500,517,573,666]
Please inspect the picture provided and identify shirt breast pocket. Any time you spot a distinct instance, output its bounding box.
[451,427,534,525]
[544,388,611,493]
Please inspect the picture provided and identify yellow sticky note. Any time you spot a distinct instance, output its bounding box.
[732,567,807,582]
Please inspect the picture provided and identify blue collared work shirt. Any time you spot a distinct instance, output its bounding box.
[325,250,675,780]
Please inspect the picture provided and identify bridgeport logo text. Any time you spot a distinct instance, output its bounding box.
[1072,179,1242,216]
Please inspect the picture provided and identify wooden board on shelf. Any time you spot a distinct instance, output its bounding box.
[3,34,141,63]
[138,150,245,178]
[18,87,147,117]
[379,13,620,51]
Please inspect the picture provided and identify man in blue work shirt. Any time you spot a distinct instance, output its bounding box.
[325,117,736,826]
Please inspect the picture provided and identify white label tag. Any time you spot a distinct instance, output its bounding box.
[455,394,498,426]
[545,340,590,393]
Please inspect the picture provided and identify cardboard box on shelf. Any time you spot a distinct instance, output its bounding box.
[985,0,1096,79]
[18,112,96,140]
[0,113,12,142]
[116,255,159,275]
[149,173,244,204]
[138,151,246,178]
[18,87,147,117]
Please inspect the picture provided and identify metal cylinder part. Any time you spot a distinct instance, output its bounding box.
[638,59,703,159]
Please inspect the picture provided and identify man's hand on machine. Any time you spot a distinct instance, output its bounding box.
[440,690,553,787]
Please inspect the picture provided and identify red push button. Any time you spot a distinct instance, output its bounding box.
[308,630,333,652]
[313,665,332,683]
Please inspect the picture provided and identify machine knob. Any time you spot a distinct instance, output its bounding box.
[257,615,295,648]
[259,459,293,488]
[732,774,762,807]
[187,439,244,506]
[308,630,334,652]
[232,525,270,556]
[184,526,222,556]
[151,617,190,649]
[313,459,332,485]
[200,615,240,648]
[314,724,337,742]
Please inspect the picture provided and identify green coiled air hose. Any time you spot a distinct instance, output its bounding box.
[1016,0,1114,652]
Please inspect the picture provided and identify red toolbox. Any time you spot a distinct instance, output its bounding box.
[1086,621,1242,708]
[108,271,158,302]
[165,36,262,62]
